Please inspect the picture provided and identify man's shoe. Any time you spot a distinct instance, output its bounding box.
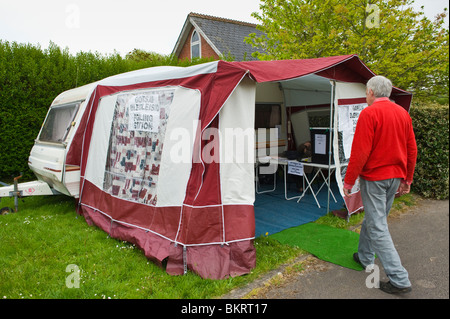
[379,281,412,294]
[353,253,367,269]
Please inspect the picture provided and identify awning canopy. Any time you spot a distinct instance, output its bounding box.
[233,54,412,110]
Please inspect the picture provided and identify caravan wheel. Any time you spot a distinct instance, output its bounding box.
[0,207,13,215]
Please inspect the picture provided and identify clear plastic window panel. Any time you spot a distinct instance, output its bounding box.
[103,89,175,205]
[39,103,80,143]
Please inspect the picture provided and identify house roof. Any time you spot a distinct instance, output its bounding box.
[172,12,265,61]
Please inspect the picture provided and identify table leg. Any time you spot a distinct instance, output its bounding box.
[283,165,302,200]
[297,168,322,208]
[314,168,337,203]
[255,165,277,194]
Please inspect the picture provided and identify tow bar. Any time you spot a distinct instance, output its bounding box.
[11,174,23,212]
[0,174,24,214]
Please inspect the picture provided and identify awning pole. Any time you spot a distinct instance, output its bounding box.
[327,81,336,214]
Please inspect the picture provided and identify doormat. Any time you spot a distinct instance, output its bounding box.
[271,222,364,271]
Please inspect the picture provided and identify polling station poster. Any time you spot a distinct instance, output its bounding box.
[127,93,162,133]
[337,103,367,159]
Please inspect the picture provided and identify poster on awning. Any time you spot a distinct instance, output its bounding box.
[105,88,175,205]
[127,94,161,133]
[338,103,367,159]
[334,100,367,217]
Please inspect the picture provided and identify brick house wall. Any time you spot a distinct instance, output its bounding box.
[178,27,220,61]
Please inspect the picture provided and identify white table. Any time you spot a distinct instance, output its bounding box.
[255,156,306,200]
[256,156,348,208]
[296,162,348,208]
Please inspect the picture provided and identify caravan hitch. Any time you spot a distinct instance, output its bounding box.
[0,174,22,214]
[10,174,23,212]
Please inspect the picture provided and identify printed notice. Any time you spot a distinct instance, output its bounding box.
[315,134,327,155]
[288,161,304,176]
[338,103,367,158]
[127,94,160,132]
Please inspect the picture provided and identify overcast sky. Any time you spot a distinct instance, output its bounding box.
[0,0,448,57]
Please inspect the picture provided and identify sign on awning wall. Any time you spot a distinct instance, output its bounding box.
[338,102,367,159]
[333,81,368,216]
[104,89,175,205]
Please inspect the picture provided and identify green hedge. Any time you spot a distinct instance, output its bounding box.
[0,42,74,181]
[410,102,449,200]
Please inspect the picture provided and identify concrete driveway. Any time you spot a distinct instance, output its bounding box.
[225,198,449,299]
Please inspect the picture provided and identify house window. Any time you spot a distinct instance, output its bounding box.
[191,30,201,59]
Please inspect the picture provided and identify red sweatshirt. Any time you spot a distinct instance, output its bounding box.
[344,97,417,189]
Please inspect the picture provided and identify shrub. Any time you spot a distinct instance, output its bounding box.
[0,41,70,180]
[410,102,449,200]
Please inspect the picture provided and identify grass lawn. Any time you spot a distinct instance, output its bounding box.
[0,193,416,299]
[0,195,303,299]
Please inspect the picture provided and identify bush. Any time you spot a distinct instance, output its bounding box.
[410,102,449,200]
[0,41,71,181]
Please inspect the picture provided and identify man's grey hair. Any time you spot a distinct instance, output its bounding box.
[366,75,392,98]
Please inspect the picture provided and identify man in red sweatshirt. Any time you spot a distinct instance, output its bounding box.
[343,75,417,294]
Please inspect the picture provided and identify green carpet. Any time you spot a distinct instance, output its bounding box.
[271,222,364,271]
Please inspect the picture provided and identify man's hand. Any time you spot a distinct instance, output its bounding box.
[397,182,411,196]
[343,188,353,197]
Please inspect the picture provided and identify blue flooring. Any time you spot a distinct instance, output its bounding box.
[254,178,345,237]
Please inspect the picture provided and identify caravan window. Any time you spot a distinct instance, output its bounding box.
[39,102,80,143]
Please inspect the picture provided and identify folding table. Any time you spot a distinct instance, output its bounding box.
[296,162,348,208]
[256,156,306,200]
[256,156,348,208]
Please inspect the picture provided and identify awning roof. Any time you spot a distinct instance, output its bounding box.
[232,54,412,110]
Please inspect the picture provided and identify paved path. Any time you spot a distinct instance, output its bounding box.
[225,199,449,299]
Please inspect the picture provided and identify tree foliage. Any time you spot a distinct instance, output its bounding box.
[246,0,449,99]
[125,49,175,64]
